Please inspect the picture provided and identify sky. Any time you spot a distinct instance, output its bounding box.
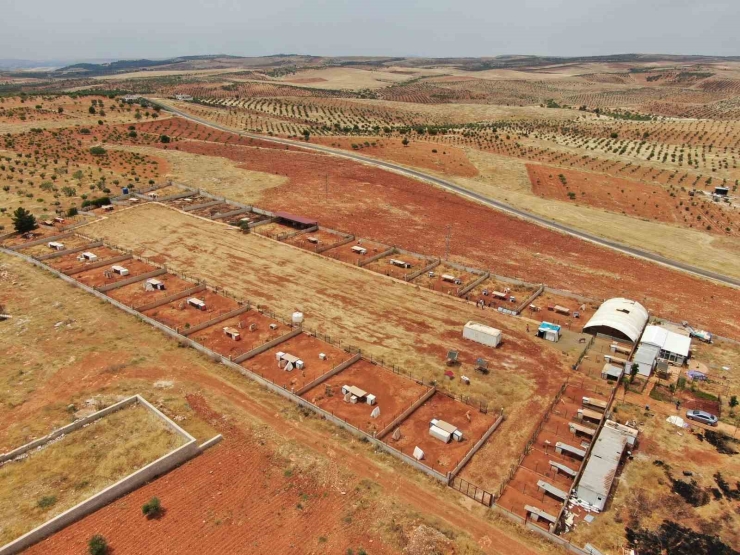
[1,0,739,61]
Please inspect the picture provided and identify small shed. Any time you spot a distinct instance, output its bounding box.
[430,419,463,443]
[223,327,241,341]
[145,278,165,290]
[537,322,561,342]
[553,305,570,315]
[111,265,129,276]
[306,236,320,244]
[601,363,624,381]
[48,241,65,250]
[276,352,304,371]
[80,252,98,261]
[389,258,412,269]
[341,385,376,405]
[583,396,608,412]
[187,297,206,310]
[463,321,502,348]
[351,245,367,255]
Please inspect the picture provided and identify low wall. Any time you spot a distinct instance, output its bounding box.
[134,284,206,312]
[525,522,594,555]
[36,242,103,261]
[295,353,361,396]
[249,217,276,229]
[182,199,221,212]
[458,272,490,297]
[180,305,250,336]
[278,225,318,241]
[63,254,132,276]
[7,232,74,251]
[444,260,488,277]
[316,234,355,254]
[449,411,504,479]
[158,191,195,203]
[405,259,440,282]
[0,394,202,555]
[376,387,436,440]
[516,284,545,315]
[358,246,395,267]
[232,327,302,364]
[95,268,168,293]
[211,207,250,221]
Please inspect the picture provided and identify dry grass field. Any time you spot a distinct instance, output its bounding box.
[0,403,185,545]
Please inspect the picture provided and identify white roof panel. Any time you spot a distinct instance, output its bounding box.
[641,325,691,357]
[583,298,648,343]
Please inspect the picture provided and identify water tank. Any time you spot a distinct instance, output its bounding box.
[122,187,130,195]
[292,311,304,325]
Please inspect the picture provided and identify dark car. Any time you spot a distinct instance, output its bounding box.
[686,409,718,427]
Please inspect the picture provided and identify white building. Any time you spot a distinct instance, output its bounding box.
[583,298,648,344]
[463,321,502,348]
[640,325,691,365]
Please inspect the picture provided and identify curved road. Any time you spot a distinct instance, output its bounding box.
[150,98,740,288]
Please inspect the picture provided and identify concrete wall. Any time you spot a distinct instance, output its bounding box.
[232,327,302,364]
[295,353,361,396]
[449,411,505,479]
[64,254,133,276]
[211,207,250,221]
[516,284,545,315]
[180,305,250,336]
[96,268,168,293]
[0,394,202,555]
[405,259,440,282]
[134,284,206,312]
[182,199,221,212]
[36,242,103,261]
[376,387,436,440]
[7,232,73,251]
[358,247,395,267]
[458,272,491,297]
[316,234,355,254]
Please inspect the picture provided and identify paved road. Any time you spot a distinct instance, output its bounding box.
[149,99,740,288]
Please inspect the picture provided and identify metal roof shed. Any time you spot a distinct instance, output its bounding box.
[633,343,660,377]
[575,425,630,511]
[274,211,318,227]
[583,298,648,343]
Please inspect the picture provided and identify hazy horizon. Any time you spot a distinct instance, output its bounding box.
[2,0,739,61]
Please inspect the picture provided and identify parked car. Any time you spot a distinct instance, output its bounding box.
[686,410,718,427]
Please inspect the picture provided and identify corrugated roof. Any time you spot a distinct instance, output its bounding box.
[274,211,318,226]
[583,298,648,343]
[641,325,691,357]
[577,426,629,502]
[633,343,660,365]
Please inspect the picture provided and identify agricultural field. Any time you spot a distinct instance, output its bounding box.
[2,53,740,555]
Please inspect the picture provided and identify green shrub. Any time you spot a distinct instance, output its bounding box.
[142,497,162,518]
[37,496,57,509]
[89,146,106,156]
[88,534,107,555]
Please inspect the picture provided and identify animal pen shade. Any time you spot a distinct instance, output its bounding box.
[385,393,494,472]
[301,359,429,433]
[72,259,158,288]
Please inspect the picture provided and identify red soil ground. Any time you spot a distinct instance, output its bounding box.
[314,136,479,178]
[160,194,205,209]
[189,311,291,359]
[386,393,495,475]
[467,278,538,307]
[188,202,234,219]
[19,235,92,257]
[253,221,302,239]
[143,291,240,331]
[283,228,345,252]
[46,247,122,274]
[302,359,430,434]
[1,224,71,248]
[243,333,351,391]
[72,259,158,288]
[149,138,740,340]
[106,274,194,307]
[25,395,395,555]
[362,254,420,281]
[323,238,391,265]
[410,263,476,294]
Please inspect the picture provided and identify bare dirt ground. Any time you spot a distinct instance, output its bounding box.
[142,290,240,330]
[72,259,158,288]
[283,228,345,252]
[387,393,495,475]
[141,136,740,341]
[302,359,430,434]
[323,238,391,265]
[1,253,559,555]
[106,273,194,307]
[189,310,291,358]
[45,246,122,273]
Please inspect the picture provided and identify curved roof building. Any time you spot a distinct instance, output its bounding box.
[582,298,648,343]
